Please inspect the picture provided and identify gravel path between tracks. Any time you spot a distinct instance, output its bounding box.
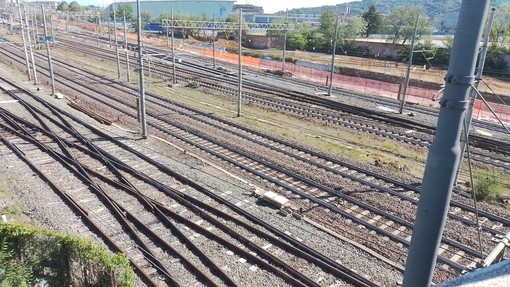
[0,63,404,285]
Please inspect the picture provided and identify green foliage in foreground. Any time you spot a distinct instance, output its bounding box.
[473,171,505,202]
[0,223,134,287]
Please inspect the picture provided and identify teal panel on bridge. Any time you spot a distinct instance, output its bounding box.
[107,0,235,20]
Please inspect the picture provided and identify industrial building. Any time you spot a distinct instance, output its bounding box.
[106,0,235,20]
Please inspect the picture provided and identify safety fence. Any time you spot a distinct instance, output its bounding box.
[191,46,510,124]
[83,25,510,125]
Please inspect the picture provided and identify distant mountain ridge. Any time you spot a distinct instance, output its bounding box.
[279,0,510,17]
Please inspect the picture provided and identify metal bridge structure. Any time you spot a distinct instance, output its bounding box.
[161,19,295,31]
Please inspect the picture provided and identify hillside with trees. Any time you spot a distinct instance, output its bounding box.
[279,0,509,16]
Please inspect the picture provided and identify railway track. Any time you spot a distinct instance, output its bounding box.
[2,42,509,283]
[55,37,510,170]
[0,77,385,287]
[70,30,510,137]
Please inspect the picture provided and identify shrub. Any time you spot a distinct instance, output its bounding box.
[473,171,504,202]
[0,223,134,287]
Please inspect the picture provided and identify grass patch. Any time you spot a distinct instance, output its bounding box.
[0,180,10,199]
[1,204,23,216]
[473,170,505,202]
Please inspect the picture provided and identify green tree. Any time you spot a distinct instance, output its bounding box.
[288,32,307,50]
[383,5,432,45]
[288,23,311,50]
[362,4,381,37]
[338,17,367,43]
[141,11,153,22]
[319,10,337,49]
[115,3,134,21]
[57,1,68,12]
[68,0,81,12]
[489,3,510,48]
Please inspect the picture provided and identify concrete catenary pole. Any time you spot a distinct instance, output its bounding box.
[42,5,56,96]
[402,1,490,286]
[282,9,288,71]
[237,9,242,117]
[456,7,496,181]
[327,15,339,96]
[24,5,37,84]
[399,14,419,114]
[124,11,131,82]
[113,7,121,79]
[17,0,32,81]
[136,0,147,138]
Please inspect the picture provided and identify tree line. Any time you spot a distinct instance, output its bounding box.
[56,0,510,73]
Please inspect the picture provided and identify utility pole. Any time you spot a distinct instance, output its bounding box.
[402,1,490,286]
[327,15,339,96]
[65,12,68,34]
[24,5,37,84]
[136,0,147,138]
[49,11,54,46]
[113,7,121,79]
[148,57,151,86]
[42,5,56,96]
[17,0,32,81]
[399,14,419,114]
[212,12,216,69]
[124,11,131,82]
[166,9,169,47]
[237,9,242,117]
[108,8,112,44]
[282,9,288,71]
[33,9,38,44]
[456,7,496,182]
[96,13,100,45]
[171,7,176,85]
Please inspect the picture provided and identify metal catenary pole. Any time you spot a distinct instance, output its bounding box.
[49,11,54,46]
[237,9,242,117]
[108,8,112,44]
[124,11,131,82]
[113,7,121,79]
[402,1,490,286]
[171,7,176,85]
[399,14,419,114]
[212,12,216,69]
[32,9,38,44]
[42,5,56,96]
[327,15,339,96]
[96,13,100,45]
[24,4,37,84]
[17,0,32,81]
[456,7,496,182]
[136,0,147,138]
[282,9,288,71]
[166,10,169,47]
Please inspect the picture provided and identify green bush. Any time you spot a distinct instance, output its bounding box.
[0,223,134,287]
[473,171,504,202]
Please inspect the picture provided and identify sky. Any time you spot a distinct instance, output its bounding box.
[244,0,351,14]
